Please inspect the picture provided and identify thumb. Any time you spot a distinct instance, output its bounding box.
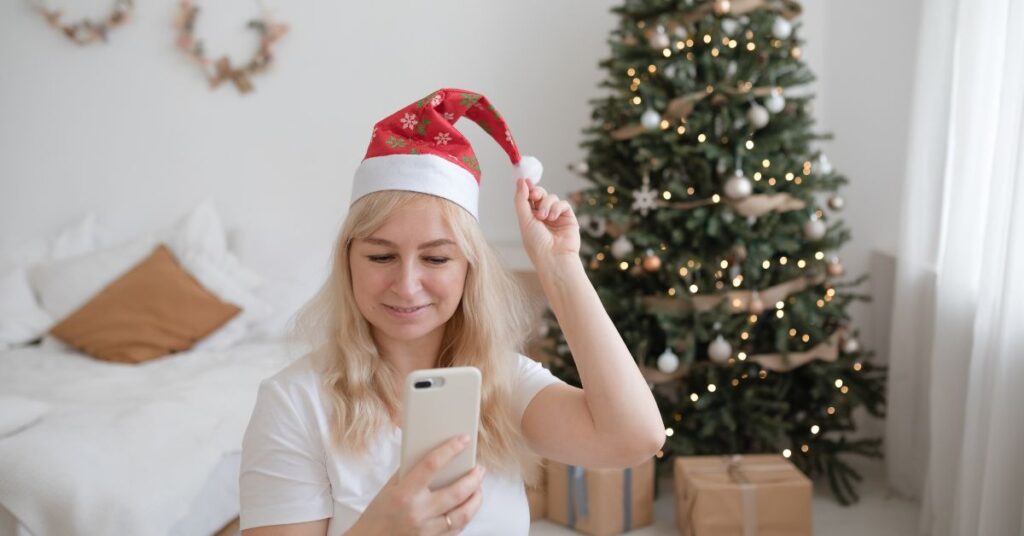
[513,178,535,228]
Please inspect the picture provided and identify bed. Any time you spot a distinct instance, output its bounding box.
[0,339,305,536]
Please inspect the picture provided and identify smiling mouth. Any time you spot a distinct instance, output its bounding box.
[384,304,431,313]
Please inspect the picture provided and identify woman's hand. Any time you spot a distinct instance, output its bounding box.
[349,435,485,535]
[513,178,580,267]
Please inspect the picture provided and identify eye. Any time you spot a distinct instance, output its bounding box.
[368,255,394,263]
[425,256,450,265]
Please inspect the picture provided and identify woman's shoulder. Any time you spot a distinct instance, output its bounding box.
[257,351,328,408]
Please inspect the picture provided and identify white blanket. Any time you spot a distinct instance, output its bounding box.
[0,340,306,536]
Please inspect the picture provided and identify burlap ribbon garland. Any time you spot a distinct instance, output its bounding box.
[654,191,807,217]
[612,85,777,140]
[639,0,803,46]
[643,272,825,315]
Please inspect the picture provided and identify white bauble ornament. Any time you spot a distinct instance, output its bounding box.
[828,195,845,211]
[747,103,770,130]
[721,18,739,36]
[724,170,753,200]
[765,89,786,114]
[814,154,833,174]
[708,335,732,364]
[673,25,688,39]
[665,64,678,78]
[657,347,680,373]
[772,17,793,39]
[726,60,738,78]
[568,160,589,175]
[649,26,671,49]
[803,215,827,241]
[641,108,662,130]
[611,234,635,259]
[843,336,861,354]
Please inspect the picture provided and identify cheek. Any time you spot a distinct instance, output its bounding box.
[429,266,467,302]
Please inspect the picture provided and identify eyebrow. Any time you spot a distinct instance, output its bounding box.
[362,237,456,250]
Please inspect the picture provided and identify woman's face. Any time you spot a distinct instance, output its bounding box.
[349,198,469,346]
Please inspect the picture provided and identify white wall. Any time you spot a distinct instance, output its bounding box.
[0,0,617,266]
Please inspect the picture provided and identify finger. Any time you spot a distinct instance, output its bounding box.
[442,488,484,534]
[536,194,560,219]
[528,185,548,204]
[514,179,536,226]
[402,434,470,492]
[548,200,573,222]
[426,464,486,518]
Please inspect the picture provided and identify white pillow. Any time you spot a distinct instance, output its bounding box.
[0,396,49,438]
[0,213,99,349]
[0,268,53,349]
[29,200,272,350]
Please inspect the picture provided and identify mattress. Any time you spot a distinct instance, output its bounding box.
[0,340,304,536]
[0,451,241,536]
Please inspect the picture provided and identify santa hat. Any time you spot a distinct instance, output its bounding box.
[351,88,543,220]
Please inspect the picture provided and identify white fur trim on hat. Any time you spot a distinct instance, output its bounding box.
[352,154,481,219]
[514,155,543,185]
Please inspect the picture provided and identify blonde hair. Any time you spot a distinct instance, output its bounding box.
[291,190,543,485]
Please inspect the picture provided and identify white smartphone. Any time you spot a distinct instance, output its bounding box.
[399,366,481,491]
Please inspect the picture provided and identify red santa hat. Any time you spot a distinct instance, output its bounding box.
[351,88,543,220]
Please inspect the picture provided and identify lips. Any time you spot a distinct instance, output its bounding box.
[384,304,431,314]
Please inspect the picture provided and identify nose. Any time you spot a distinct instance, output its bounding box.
[391,258,423,299]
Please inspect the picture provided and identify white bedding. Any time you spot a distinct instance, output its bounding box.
[0,340,306,536]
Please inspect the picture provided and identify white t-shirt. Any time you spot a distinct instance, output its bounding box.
[238,352,565,535]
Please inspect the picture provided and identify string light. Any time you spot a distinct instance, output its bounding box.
[780,256,788,265]
[745,140,755,149]
[596,252,605,260]
[698,133,707,143]
[712,194,721,203]
[687,186,695,195]
[841,385,849,394]
[776,301,785,309]
[689,284,699,293]
[762,159,771,167]
[663,190,672,199]
[811,425,820,434]
[776,310,784,318]
[789,328,797,336]
[815,251,825,260]
[834,379,844,388]
[762,260,771,269]
[690,393,699,402]
[746,42,756,51]
[827,406,836,415]
[667,287,676,296]
[740,331,749,340]
[627,67,636,76]
[800,444,810,453]
[619,261,629,271]
[663,48,672,58]
[708,384,717,392]
[679,267,689,277]
[703,34,712,43]
[647,64,657,73]
[802,334,810,342]
[783,448,792,458]
[797,259,807,268]
[665,427,675,437]
[632,96,642,105]
[738,351,747,360]
[754,171,762,181]
[853,362,863,371]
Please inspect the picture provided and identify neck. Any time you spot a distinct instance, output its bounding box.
[373,326,447,384]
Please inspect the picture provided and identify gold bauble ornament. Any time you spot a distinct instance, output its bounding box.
[643,251,662,272]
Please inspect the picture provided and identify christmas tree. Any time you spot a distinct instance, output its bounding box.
[540,0,886,504]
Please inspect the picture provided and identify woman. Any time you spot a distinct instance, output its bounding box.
[239,88,664,535]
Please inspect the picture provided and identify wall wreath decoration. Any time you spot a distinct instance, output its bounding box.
[33,0,133,45]
[173,0,288,94]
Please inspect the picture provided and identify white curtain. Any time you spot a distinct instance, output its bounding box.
[885,0,1024,534]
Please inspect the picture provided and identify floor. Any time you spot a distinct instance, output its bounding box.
[530,459,921,535]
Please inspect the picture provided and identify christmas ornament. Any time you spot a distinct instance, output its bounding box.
[803,214,827,241]
[641,108,662,130]
[772,16,793,39]
[765,88,786,113]
[649,25,671,49]
[578,214,608,237]
[713,0,732,16]
[642,249,662,272]
[726,60,739,78]
[749,290,765,314]
[657,346,680,373]
[842,335,861,354]
[175,0,289,94]
[747,103,770,129]
[664,64,678,79]
[611,235,634,259]
[567,161,589,175]
[721,18,739,36]
[352,89,543,220]
[724,170,753,200]
[673,25,688,39]
[34,0,133,44]
[721,209,735,223]
[814,154,834,174]
[828,195,846,211]
[826,258,845,277]
[622,33,638,46]
[708,335,732,364]
[631,172,658,216]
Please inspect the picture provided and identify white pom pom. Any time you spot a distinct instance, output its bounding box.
[514,155,543,185]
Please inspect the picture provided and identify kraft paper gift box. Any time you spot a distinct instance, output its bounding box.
[545,458,655,535]
[526,459,548,521]
[674,454,812,536]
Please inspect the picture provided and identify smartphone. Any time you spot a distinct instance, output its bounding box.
[399,366,481,491]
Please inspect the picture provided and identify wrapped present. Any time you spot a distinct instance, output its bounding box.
[545,458,654,535]
[526,462,547,521]
[674,454,812,536]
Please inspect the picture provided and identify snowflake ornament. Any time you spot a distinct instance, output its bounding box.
[631,171,659,216]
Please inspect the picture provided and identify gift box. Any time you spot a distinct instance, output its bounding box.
[525,461,547,521]
[545,458,654,535]
[674,454,812,536]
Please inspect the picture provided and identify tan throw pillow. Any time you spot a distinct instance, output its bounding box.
[49,244,241,364]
